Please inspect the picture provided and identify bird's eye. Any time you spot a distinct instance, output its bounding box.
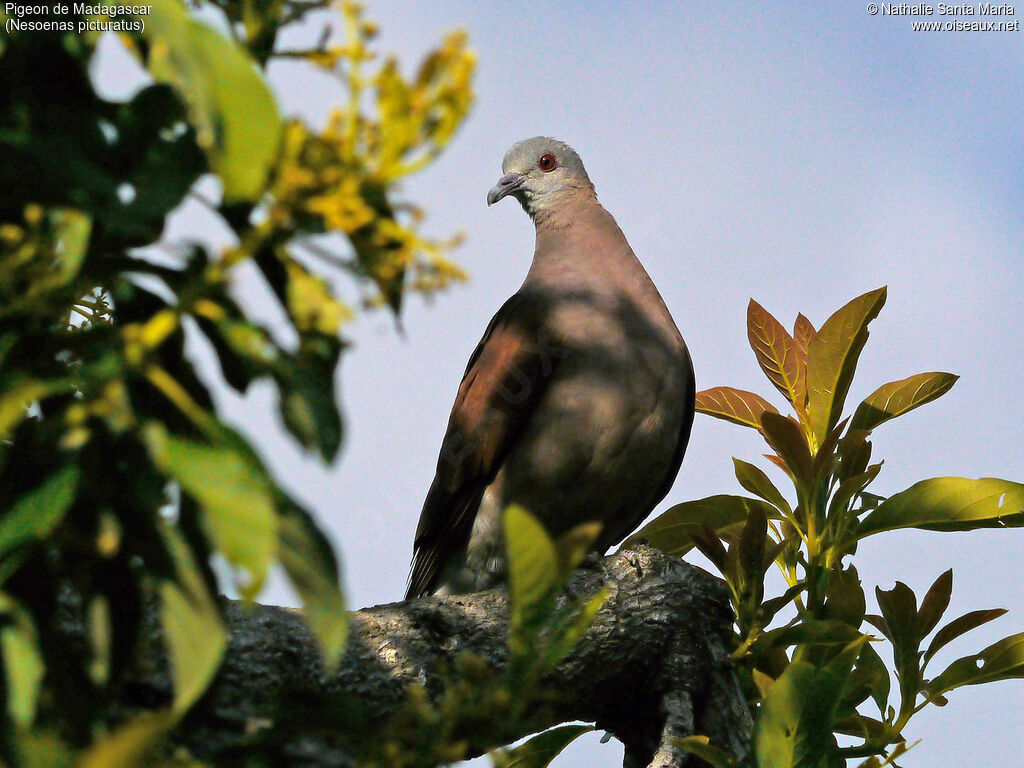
[538,153,558,172]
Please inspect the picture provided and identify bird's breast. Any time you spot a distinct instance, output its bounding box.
[493,295,689,537]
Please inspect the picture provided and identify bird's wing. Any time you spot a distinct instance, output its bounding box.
[406,292,556,599]
[648,343,697,508]
[603,343,696,552]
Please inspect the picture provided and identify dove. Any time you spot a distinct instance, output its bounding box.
[406,137,694,599]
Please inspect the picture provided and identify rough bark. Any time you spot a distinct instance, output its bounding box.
[114,545,751,768]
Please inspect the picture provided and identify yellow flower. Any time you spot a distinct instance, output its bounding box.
[306,177,376,233]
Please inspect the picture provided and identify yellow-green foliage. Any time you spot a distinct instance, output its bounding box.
[0,1,474,763]
[631,289,1024,768]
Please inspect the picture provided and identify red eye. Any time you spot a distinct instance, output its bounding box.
[538,153,558,172]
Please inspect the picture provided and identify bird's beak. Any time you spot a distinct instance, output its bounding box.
[487,172,526,206]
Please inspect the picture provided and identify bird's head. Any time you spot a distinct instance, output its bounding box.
[487,137,595,219]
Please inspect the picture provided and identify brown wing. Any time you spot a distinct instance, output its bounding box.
[405,292,555,599]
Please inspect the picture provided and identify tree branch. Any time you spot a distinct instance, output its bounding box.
[115,545,751,768]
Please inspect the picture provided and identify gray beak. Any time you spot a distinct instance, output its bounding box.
[487,172,526,206]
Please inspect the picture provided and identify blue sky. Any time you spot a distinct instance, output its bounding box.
[102,2,1024,765]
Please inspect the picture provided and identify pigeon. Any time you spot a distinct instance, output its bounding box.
[406,137,694,599]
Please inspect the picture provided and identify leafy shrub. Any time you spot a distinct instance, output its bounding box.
[629,288,1024,768]
[0,0,473,762]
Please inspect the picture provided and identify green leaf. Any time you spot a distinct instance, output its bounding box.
[537,587,609,672]
[504,505,559,623]
[856,641,891,716]
[136,0,282,201]
[278,500,348,666]
[109,84,208,238]
[823,564,865,628]
[47,208,91,286]
[285,261,352,337]
[923,608,1008,667]
[875,583,917,648]
[857,477,1024,539]
[0,464,80,557]
[195,309,277,394]
[696,386,779,431]
[762,619,865,651]
[836,430,872,481]
[834,714,886,742]
[825,636,867,682]
[849,372,958,433]
[144,423,278,597]
[624,495,781,557]
[827,464,881,524]
[157,522,227,712]
[675,735,739,768]
[554,521,602,581]
[858,740,915,768]
[760,413,813,487]
[926,631,1024,699]
[760,582,807,624]
[75,710,177,768]
[875,582,920,703]
[754,661,843,768]
[0,378,63,441]
[0,592,44,726]
[734,458,793,515]
[491,725,593,768]
[274,334,344,462]
[87,595,112,686]
[806,287,887,446]
[748,299,805,414]
[4,728,75,767]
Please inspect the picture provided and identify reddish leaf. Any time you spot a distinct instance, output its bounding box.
[812,418,848,481]
[760,413,813,487]
[695,386,779,431]
[792,314,816,412]
[793,313,817,360]
[747,300,804,413]
[737,503,768,593]
[916,569,953,639]
[763,453,793,480]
